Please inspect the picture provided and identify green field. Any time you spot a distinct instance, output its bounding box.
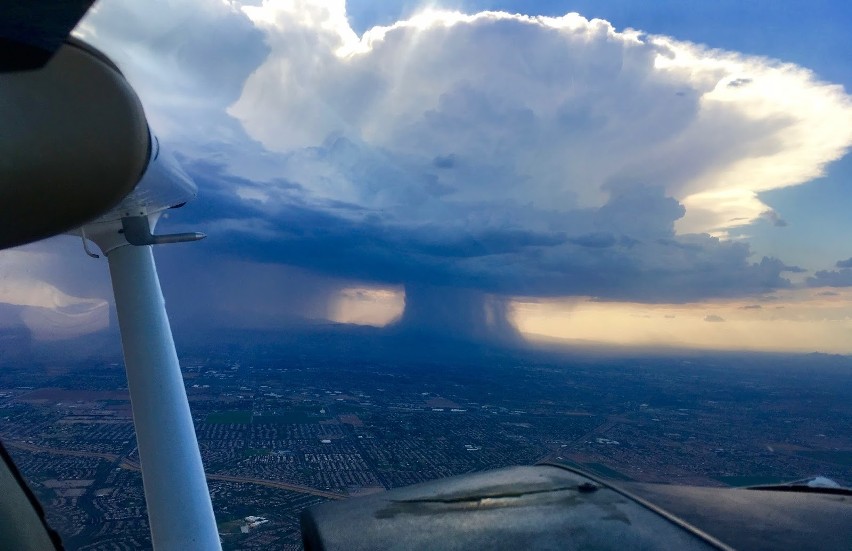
[206,407,332,425]
[330,403,364,414]
[253,409,324,424]
[715,475,790,487]
[206,410,252,424]
[797,450,852,466]
[582,462,633,481]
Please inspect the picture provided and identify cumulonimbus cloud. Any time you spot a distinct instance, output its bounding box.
[231,1,852,236]
[58,1,852,339]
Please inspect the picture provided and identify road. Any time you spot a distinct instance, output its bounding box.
[6,440,346,500]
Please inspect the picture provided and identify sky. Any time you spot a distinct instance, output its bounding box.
[3,0,852,352]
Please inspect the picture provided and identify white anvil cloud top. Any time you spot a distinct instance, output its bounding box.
[231,1,852,236]
[37,0,850,343]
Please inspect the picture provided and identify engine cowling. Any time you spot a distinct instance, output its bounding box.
[0,38,150,250]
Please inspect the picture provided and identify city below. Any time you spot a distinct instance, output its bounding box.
[1,327,850,550]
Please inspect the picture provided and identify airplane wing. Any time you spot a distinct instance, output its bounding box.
[0,0,95,72]
[301,463,852,550]
[0,2,150,250]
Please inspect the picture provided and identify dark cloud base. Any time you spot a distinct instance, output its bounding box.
[148,159,801,341]
[69,0,852,346]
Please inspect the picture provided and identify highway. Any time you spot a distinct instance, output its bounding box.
[6,440,346,500]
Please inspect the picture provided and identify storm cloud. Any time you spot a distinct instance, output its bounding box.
[229,3,852,234]
[176,160,798,303]
[0,247,109,339]
[17,1,849,341]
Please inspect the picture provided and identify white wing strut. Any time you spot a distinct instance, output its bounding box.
[83,142,220,549]
[109,242,219,550]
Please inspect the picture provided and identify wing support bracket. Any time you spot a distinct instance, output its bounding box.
[80,227,100,258]
[121,215,205,246]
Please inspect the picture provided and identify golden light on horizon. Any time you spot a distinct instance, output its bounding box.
[511,288,852,353]
[328,286,404,327]
[325,285,852,353]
